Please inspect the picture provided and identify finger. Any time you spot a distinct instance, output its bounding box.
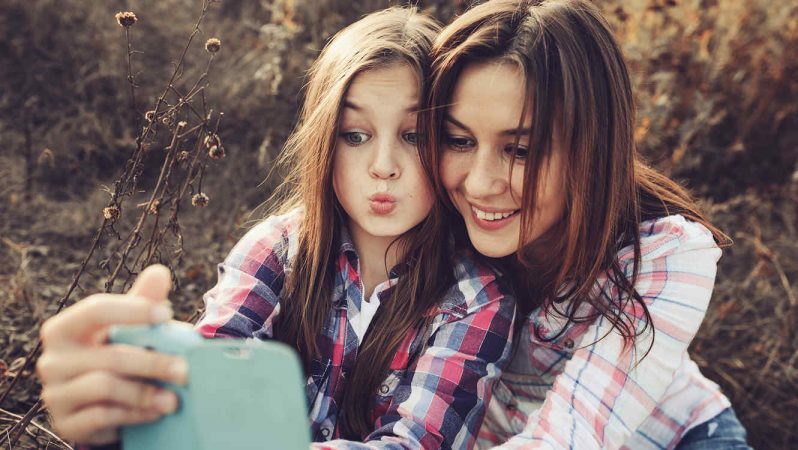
[37,344,188,386]
[128,264,172,303]
[84,428,120,447]
[42,371,178,417]
[52,404,163,445]
[40,295,173,349]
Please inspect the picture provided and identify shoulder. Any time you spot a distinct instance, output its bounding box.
[436,248,515,319]
[225,207,304,272]
[616,214,722,269]
[606,215,722,318]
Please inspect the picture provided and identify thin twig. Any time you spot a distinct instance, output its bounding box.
[5,400,43,448]
[124,27,138,129]
[106,122,186,291]
[0,407,72,450]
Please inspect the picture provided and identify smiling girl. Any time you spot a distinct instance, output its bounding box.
[422,0,749,448]
[37,8,516,449]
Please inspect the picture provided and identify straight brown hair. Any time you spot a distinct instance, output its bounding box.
[422,0,730,352]
[268,7,454,438]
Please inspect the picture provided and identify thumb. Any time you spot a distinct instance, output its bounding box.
[128,264,172,303]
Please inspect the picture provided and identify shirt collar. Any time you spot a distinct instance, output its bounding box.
[333,221,411,307]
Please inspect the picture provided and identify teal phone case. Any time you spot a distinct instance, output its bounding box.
[112,330,310,450]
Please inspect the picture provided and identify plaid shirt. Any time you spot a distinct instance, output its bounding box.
[476,215,730,450]
[197,208,516,449]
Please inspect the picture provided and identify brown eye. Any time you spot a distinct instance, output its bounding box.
[403,132,419,146]
[445,135,475,150]
[503,144,529,160]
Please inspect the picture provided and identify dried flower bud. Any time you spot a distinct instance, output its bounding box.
[205,38,221,53]
[177,150,190,162]
[115,11,138,28]
[177,120,188,128]
[103,205,120,220]
[145,110,156,122]
[192,193,209,208]
[208,145,225,160]
[37,148,55,168]
[148,199,160,215]
[204,134,221,149]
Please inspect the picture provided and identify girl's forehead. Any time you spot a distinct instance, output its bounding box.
[448,61,532,128]
[349,64,418,92]
[344,64,420,112]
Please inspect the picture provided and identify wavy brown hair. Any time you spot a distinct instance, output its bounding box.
[422,0,730,352]
[268,7,452,438]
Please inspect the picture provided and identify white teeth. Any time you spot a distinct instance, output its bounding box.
[472,206,517,221]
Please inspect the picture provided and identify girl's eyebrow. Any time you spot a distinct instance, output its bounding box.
[444,115,471,132]
[343,100,362,111]
[344,99,419,114]
[445,114,532,136]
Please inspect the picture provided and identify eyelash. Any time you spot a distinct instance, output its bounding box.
[444,134,529,160]
[444,135,475,151]
[339,131,419,147]
[504,144,529,160]
[340,131,370,146]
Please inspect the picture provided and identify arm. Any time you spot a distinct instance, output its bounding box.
[74,215,297,450]
[316,281,517,450]
[497,218,721,450]
[195,214,294,339]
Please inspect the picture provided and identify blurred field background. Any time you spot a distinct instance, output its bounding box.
[0,0,796,448]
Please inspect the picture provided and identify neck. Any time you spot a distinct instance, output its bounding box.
[348,222,403,300]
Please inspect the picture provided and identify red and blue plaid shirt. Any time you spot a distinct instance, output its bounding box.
[196,208,516,449]
[476,215,730,450]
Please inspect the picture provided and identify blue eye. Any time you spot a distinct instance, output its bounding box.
[403,132,419,146]
[340,131,370,146]
[445,134,475,150]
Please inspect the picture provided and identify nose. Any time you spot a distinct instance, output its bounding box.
[369,137,400,180]
[463,146,509,199]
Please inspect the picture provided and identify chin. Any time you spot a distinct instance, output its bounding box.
[361,219,412,239]
[469,235,516,258]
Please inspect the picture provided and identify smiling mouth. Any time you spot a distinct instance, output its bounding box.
[470,205,520,221]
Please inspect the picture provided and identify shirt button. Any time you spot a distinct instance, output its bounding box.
[321,428,331,438]
[563,338,575,349]
[379,383,390,395]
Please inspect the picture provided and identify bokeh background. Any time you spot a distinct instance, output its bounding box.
[1,0,796,448]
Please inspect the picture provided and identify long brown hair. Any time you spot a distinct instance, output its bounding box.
[268,7,452,438]
[422,0,730,352]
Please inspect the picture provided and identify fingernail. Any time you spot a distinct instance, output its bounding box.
[151,304,173,323]
[153,390,178,414]
[169,358,188,383]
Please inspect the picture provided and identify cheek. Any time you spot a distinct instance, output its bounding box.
[539,157,567,217]
[406,157,435,206]
[440,152,466,191]
[510,166,525,205]
[332,147,349,202]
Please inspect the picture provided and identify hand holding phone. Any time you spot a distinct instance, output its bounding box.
[110,323,311,450]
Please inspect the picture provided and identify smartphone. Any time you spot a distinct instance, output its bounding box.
[109,325,311,450]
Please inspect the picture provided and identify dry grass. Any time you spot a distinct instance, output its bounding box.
[0,0,795,448]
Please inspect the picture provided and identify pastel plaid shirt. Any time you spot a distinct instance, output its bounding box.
[197,208,517,449]
[476,215,730,450]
